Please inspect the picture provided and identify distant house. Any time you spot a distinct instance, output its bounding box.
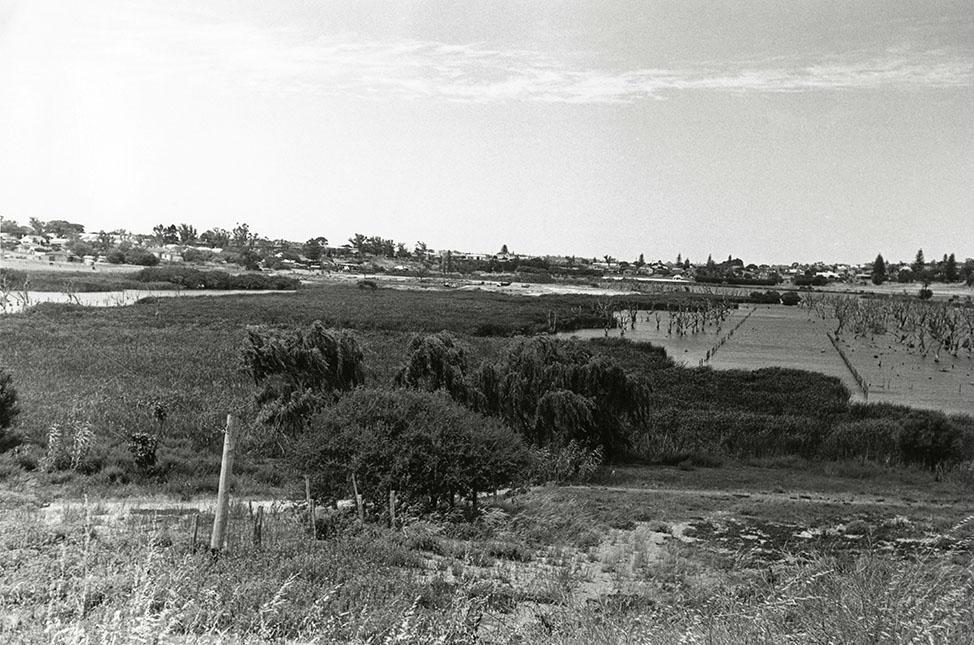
[149,247,184,262]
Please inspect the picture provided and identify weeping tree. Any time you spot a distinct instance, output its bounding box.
[470,336,649,458]
[243,322,364,439]
[394,331,472,404]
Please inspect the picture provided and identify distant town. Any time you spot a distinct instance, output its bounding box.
[1,217,972,288]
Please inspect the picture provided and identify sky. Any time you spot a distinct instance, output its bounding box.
[0,1,971,264]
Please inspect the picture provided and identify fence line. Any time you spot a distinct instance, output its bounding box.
[699,306,756,366]
[827,331,870,400]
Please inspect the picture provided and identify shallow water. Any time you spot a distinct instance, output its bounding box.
[0,288,294,314]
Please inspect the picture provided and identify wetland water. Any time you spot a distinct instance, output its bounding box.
[562,305,974,416]
[0,289,295,314]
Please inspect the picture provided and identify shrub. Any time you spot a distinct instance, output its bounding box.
[633,409,826,462]
[41,420,95,472]
[918,288,933,300]
[106,249,126,264]
[127,249,160,266]
[243,322,364,437]
[291,388,533,514]
[822,420,901,463]
[0,369,20,450]
[532,440,603,483]
[470,337,648,457]
[183,248,216,263]
[395,331,472,404]
[780,292,801,306]
[127,432,159,469]
[897,411,967,469]
[134,267,299,290]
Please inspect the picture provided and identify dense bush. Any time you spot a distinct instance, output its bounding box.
[794,274,828,286]
[749,290,781,304]
[470,337,648,458]
[243,322,364,437]
[181,248,217,263]
[633,409,825,462]
[134,267,299,290]
[634,366,851,419]
[532,440,603,483]
[394,331,472,404]
[821,420,901,463]
[898,411,969,468]
[0,369,20,451]
[291,388,533,513]
[780,292,801,306]
[127,249,160,266]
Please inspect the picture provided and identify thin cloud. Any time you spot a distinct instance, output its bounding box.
[71,9,974,103]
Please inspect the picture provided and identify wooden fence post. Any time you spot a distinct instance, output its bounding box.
[352,473,365,522]
[305,475,315,538]
[191,512,200,553]
[389,489,397,528]
[210,414,239,554]
[253,506,263,549]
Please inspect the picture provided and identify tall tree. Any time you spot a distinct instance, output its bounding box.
[912,249,925,277]
[232,222,255,248]
[302,237,328,261]
[500,244,509,255]
[199,228,230,248]
[871,253,887,285]
[177,224,198,244]
[945,253,958,282]
[413,241,429,260]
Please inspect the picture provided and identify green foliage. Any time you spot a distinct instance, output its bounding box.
[0,369,20,451]
[0,369,19,431]
[871,253,887,285]
[471,337,647,457]
[181,247,217,264]
[898,411,968,469]
[634,409,825,462]
[394,331,472,404]
[780,292,801,306]
[127,432,159,469]
[135,267,299,290]
[821,420,901,463]
[292,388,533,511]
[532,440,603,483]
[127,249,160,266]
[749,290,781,304]
[244,322,365,435]
[41,420,95,473]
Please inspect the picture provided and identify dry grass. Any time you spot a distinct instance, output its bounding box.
[2,487,973,644]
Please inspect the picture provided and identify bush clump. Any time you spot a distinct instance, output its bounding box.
[471,336,648,458]
[244,322,364,437]
[134,267,299,290]
[394,331,472,404]
[291,388,533,514]
[0,369,20,451]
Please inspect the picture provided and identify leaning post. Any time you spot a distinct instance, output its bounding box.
[210,414,239,554]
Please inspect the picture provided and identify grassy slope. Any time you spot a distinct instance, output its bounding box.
[2,465,972,643]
